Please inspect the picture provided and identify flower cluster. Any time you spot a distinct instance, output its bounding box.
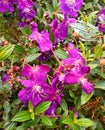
[0,0,35,27]
[59,0,83,17]
[0,0,15,13]
[18,64,63,115]
[17,0,35,27]
[53,44,94,94]
[0,0,98,115]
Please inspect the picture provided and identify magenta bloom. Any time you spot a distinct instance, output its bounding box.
[0,0,14,12]
[54,43,94,94]
[22,64,50,81]
[18,64,50,106]
[29,22,53,52]
[18,64,62,115]
[18,7,35,21]
[96,8,105,33]
[59,0,83,17]
[50,19,68,45]
[17,0,34,10]
[17,0,35,27]
[81,79,94,94]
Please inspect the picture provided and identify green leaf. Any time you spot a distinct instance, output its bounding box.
[5,122,16,130]
[93,68,105,79]
[88,63,98,69]
[14,45,25,54]
[62,118,73,126]
[3,101,11,113]
[56,107,61,115]
[26,116,40,127]
[63,118,79,130]
[94,45,103,58]
[59,110,68,124]
[60,99,68,111]
[81,91,93,105]
[26,53,41,63]
[28,101,34,112]
[11,111,31,122]
[41,116,53,126]
[35,101,51,114]
[80,42,85,51]
[70,22,98,41]
[55,49,68,59]
[96,121,104,130]
[74,118,95,128]
[20,27,31,35]
[94,80,105,90]
[0,44,15,62]
[16,125,24,130]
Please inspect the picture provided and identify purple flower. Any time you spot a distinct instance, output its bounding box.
[53,44,94,94]
[0,0,14,13]
[17,0,34,10]
[50,19,68,45]
[17,0,35,27]
[22,64,50,81]
[18,64,50,106]
[59,0,83,17]
[96,8,105,33]
[81,79,94,94]
[18,64,63,115]
[19,80,51,106]
[18,7,35,21]
[1,73,9,83]
[29,22,53,52]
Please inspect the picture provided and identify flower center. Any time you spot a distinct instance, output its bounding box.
[33,85,41,93]
[24,8,30,13]
[66,0,75,5]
